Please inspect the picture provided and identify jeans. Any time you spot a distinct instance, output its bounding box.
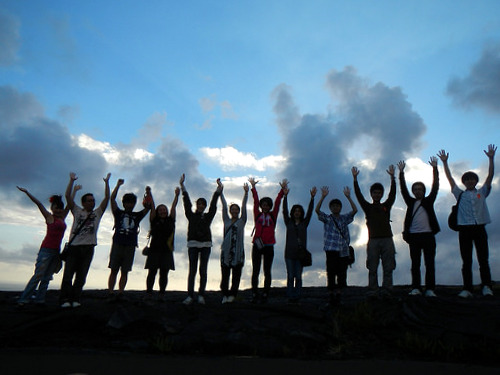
[251,244,274,294]
[19,248,59,304]
[285,258,303,299]
[407,232,436,291]
[366,237,396,288]
[220,264,243,297]
[59,245,95,303]
[187,247,211,297]
[325,251,348,291]
[458,225,491,291]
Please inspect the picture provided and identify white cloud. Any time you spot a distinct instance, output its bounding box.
[201,146,286,172]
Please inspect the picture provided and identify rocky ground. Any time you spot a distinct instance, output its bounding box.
[1,285,499,368]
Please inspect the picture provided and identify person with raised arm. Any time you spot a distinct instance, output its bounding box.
[316,186,357,306]
[282,185,316,303]
[16,184,79,306]
[107,179,152,300]
[180,174,222,305]
[60,172,110,308]
[398,157,440,297]
[144,186,180,301]
[438,145,496,298]
[219,181,249,304]
[352,165,397,296]
[248,177,287,303]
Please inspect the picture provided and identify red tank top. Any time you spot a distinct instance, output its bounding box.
[40,218,67,250]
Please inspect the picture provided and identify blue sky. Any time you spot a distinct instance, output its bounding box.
[1,1,500,294]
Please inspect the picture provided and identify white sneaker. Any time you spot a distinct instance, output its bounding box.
[72,301,81,308]
[409,288,422,296]
[197,295,206,305]
[182,296,193,305]
[482,285,493,296]
[221,296,228,304]
[458,290,473,299]
[227,295,235,303]
[424,290,437,298]
[61,302,72,308]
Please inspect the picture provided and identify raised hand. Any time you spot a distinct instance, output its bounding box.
[16,186,28,193]
[216,178,223,192]
[484,144,497,158]
[387,164,395,177]
[397,160,405,172]
[179,173,185,186]
[103,173,111,183]
[437,149,448,162]
[243,183,249,193]
[343,186,352,198]
[320,186,329,197]
[351,166,359,178]
[70,172,78,181]
[429,156,438,167]
[117,179,125,186]
[248,177,258,188]
[279,178,289,189]
[310,186,317,197]
[174,187,180,196]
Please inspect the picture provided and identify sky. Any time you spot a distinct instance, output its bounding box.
[1,0,500,294]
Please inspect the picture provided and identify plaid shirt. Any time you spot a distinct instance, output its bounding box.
[317,211,354,257]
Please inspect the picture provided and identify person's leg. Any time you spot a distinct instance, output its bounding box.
[295,259,303,299]
[473,225,492,288]
[220,265,230,297]
[35,249,60,303]
[118,270,129,293]
[187,248,199,297]
[118,245,135,293]
[59,246,78,304]
[230,264,243,297]
[285,257,294,299]
[146,269,157,293]
[108,269,119,292]
[19,248,52,303]
[325,251,336,294]
[366,240,380,289]
[251,245,262,293]
[408,236,423,290]
[262,246,275,295]
[198,247,211,296]
[421,234,436,291]
[72,246,95,303]
[458,228,474,292]
[159,268,169,293]
[380,238,396,289]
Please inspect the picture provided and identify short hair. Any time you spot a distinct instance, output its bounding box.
[81,193,94,205]
[329,199,342,209]
[370,183,384,194]
[461,171,479,184]
[49,195,64,209]
[259,197,273,210]
[122,193,137,204]
[411,182,426,194]
[196,198,207,207]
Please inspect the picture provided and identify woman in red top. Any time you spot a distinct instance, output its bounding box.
[16,186,74,306]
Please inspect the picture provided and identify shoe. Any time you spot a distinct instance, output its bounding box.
[61,302,72,308]
[72,301,81,308]
[458,290,473,299]
[222,296,228,304]
[182,296,193,305]
[409,289,422,296]
[424,290,437,298]
[227,295,235,303]
[197,295,206,305]
[482,285,493,297]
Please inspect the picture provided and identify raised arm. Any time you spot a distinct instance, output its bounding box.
[344,186,358,216]
[220,181,229,222]
[483,144,496,188]
[17,186,51,221]
[65,172,78,210]
[437,149,456,190]
[249,177,261,220]
[428,156,439,199]
[351,166,369,207]
[282,186,290,225]
[170,187,180,219]
[98,173,111,212]
[397,160,412,204]
[304,186,316,225]
[206,178,222,220]
[241,183,249,222]
[385,164,397,206]
[315,186,329,215]
[110,179,124,212]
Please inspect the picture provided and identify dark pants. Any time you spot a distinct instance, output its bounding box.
[187,247,211,297]
[458,225,491,291]
[251,244,274,294]
[59,245,95,303]
[326,251,348,291]
[220,264,243,297]
[146,268,170,293]
[407,232,436,291]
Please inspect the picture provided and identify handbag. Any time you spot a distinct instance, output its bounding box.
[293,225,312,267]
[332,217,355,266]
[142,235,151,256]
[448,192,463,231]
[60,213,92,261]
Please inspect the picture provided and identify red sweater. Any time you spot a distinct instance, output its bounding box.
[251,188,284,245]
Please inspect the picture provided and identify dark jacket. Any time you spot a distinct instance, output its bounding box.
[182,190,220,242]
[399,166,440,235]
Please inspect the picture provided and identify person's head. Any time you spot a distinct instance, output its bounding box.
[229,203,241,219]
[329,199,342,215]
[259,197,273,213]
[196,198,207,213]
[411,182,426,200]
[49,195,65,217]
[370,183,384,203]
[81,193,95,212]
[290,204,305,221]
[156,204,168,218]
[122,193,137,212]
[461,171,479,190]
